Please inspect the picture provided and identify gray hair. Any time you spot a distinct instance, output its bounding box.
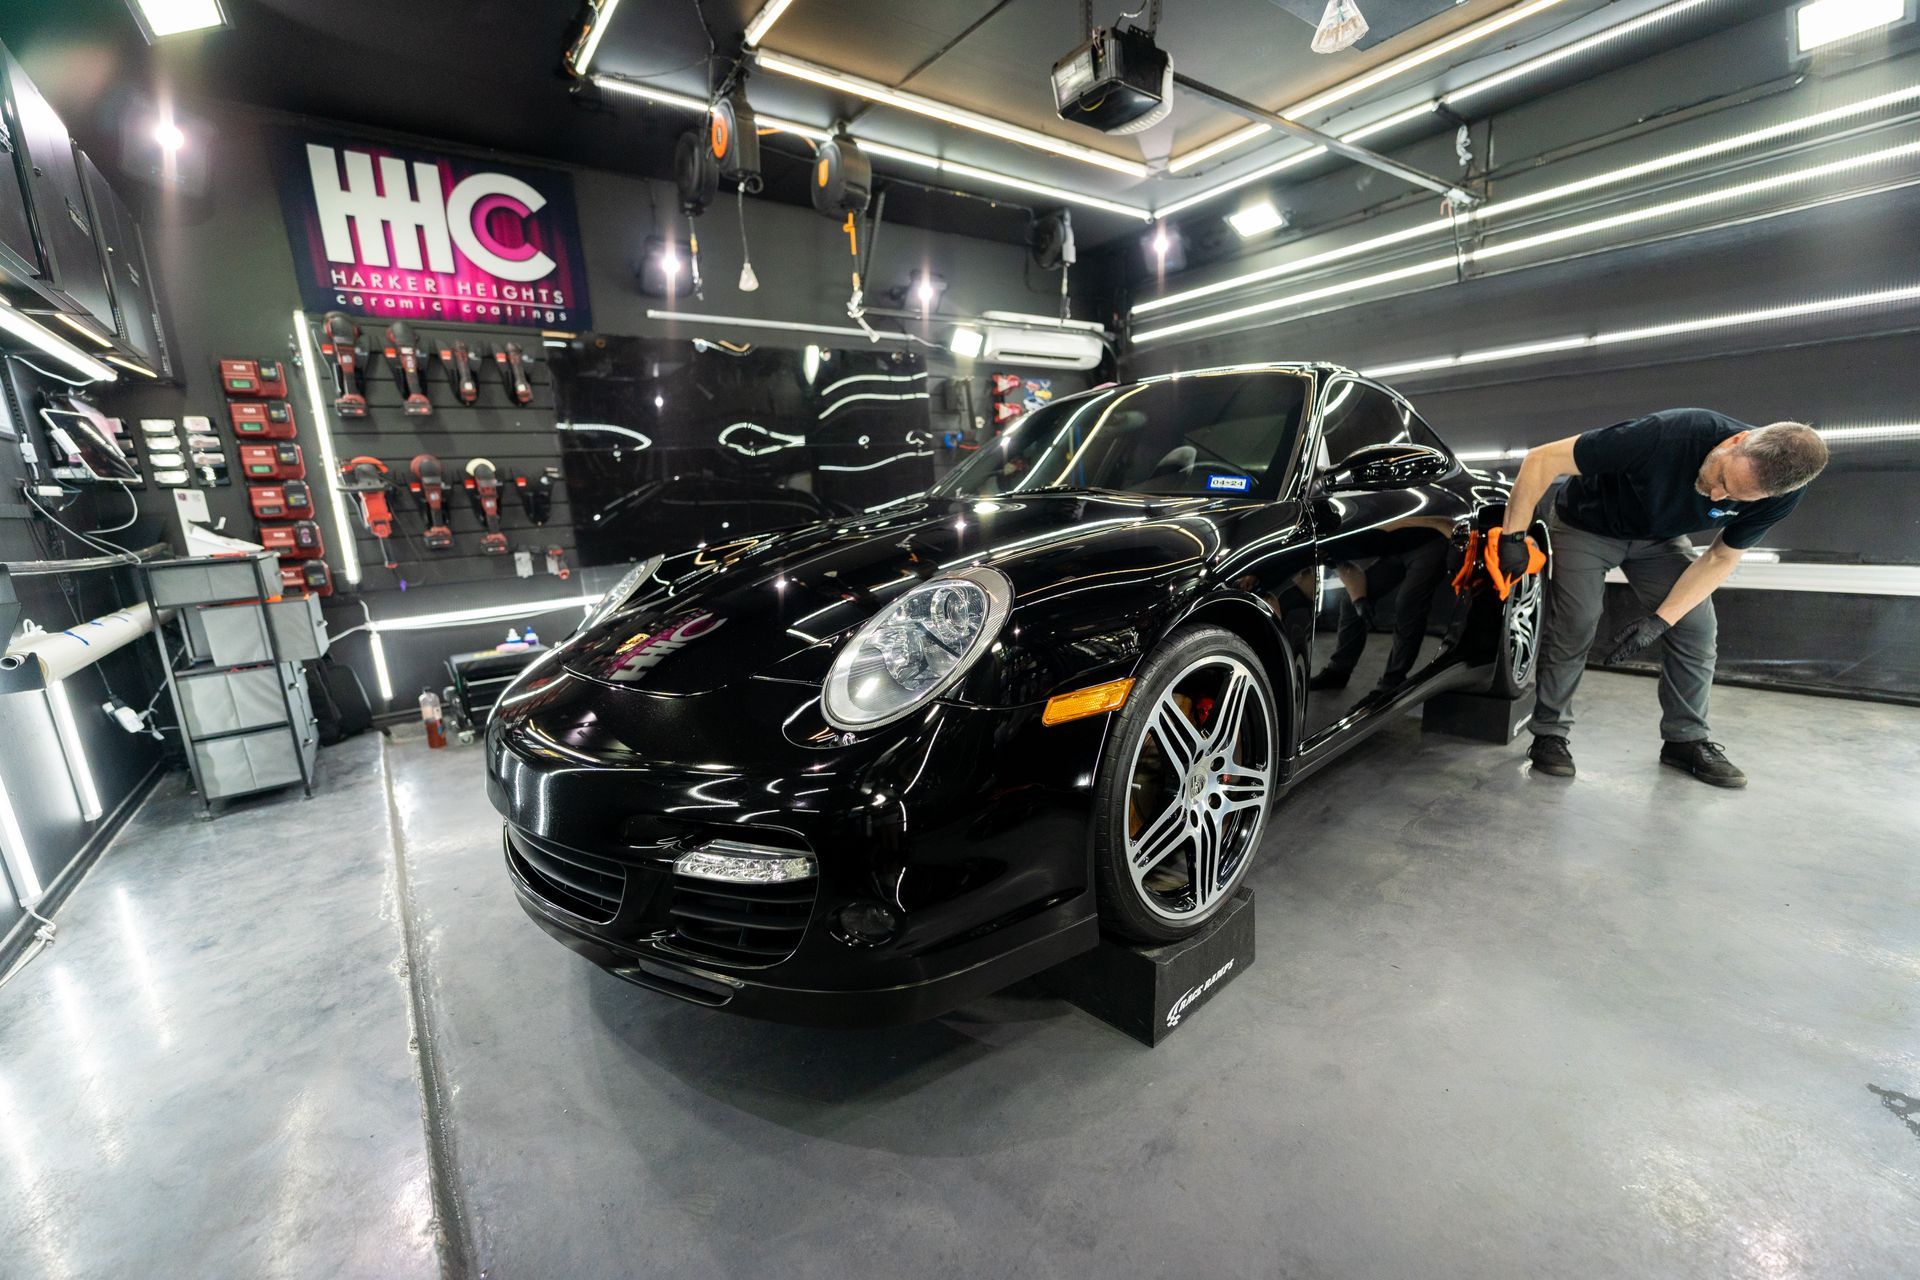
[1739,422,1828,495]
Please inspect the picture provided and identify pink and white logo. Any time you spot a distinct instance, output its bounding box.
[277,133,592,328]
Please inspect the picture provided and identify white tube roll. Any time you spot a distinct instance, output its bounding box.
[3,603,169,683]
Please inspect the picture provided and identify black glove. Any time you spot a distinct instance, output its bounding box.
[1605,614,1670,663]
[1495,531,1533,579]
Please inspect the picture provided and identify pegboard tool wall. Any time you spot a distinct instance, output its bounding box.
[301,314,574,592]
[294,313,618,704]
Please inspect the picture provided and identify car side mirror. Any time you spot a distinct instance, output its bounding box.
[1324,443,1453,491]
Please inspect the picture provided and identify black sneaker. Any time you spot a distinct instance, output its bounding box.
[1528,735,1575,777]
[1309,668,1350,691]
[1660,740,1747,789]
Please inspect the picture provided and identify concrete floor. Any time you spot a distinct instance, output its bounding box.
[1,671,1917,1279]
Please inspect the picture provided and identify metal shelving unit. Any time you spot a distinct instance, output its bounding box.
[139,552,323,814]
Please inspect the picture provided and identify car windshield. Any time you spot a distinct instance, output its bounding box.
[931,371,1311,500]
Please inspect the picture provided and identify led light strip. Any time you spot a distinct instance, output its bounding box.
[358,596,603,706]
[1472,137,1920,262]
[102,355,157,378]
[1459,423,1920,462]
[1167,0,1575,173]
[1443,0,1721,108]
[0,302,118,381]
[369,597,600,633]
[567,0,625,75]
[1357,282,1920,380]
[1135,133,1920,342]
[743,0,796,47]
[0,770,39,907]
[1134,254,1459,343]
[367,631,394,703]
[1141,83,1920,315]
[754,51,1151,178]
[817,391,931,419]
[291,309,363,586]
[45,682,102,823]
[818,371,928,396]
[1815,422,1920,442]
[645,308,918,341]
[592,75,1151,220]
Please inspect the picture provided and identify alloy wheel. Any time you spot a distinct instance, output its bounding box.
[1123,655,1275,924]
[1507,571,1543,686]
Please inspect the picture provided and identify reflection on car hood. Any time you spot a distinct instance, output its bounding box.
[561,492,1231,695]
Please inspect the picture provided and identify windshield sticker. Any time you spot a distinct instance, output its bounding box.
[1208,474,1251,492]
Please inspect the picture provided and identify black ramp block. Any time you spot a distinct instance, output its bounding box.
[1038,890,1255,1046]
[1423,688,1536,744]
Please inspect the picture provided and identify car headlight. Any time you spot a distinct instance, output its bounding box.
[579,554,664,634]
[823,566,1013,730]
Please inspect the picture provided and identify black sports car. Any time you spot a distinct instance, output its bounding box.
[486,364,1543,1025]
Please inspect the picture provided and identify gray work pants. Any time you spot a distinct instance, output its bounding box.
[1532,511,1716,743]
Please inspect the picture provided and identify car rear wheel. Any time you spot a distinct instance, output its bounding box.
[1091,626,1278,944]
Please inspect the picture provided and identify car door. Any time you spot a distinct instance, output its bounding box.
[1302,379,1468,744]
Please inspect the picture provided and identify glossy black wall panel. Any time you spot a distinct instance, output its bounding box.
[0,48,113,329]
[554,339,933,568]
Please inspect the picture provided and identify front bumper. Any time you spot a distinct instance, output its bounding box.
[486,670,1111,1025]
[510,850,1097,1027]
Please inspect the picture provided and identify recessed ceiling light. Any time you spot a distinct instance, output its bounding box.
[1794,0,1906,52]
[123,0,227,41]
[1227,201,1288,238]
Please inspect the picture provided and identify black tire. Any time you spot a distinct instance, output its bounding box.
[1091,625,1279,944]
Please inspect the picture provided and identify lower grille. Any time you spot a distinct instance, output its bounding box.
[669,874,815,963]
[507,828,627,924]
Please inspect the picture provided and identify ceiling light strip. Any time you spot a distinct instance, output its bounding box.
[862,142,1153,219]
[568,0,626,75]
[1472,137,1920,261]
[1137,149,1920,342]
[1140,84,1920,314]
[1493,81,1920,214]
[1358,282,1920,379]
[1442,0,1721,108]
[743,0,797,47]
[1166,0,1574,174]
[1134,255,1462,342]
[591,76,1150,220]
[753,50,1152,178]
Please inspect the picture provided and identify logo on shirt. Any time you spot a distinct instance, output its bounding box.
[1709,505,1737,519]
[1207,474,1251,492]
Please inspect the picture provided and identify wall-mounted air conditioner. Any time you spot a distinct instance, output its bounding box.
[979,324,1104,370]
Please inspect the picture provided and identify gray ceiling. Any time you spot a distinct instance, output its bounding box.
[590,0,1763,241]
[0,0,1775,253]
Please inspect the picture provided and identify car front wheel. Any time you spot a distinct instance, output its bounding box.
[1490,567,1544,698]
[1091,625,1279,944]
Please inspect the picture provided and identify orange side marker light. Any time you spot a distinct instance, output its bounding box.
[1043,678,1135,727]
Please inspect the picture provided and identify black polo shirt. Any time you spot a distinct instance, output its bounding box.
[1556,408,1802,550]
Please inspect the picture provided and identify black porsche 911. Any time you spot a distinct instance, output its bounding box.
[486,363,1543,1025]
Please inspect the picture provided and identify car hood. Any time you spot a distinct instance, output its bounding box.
[559,492,1241,696]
